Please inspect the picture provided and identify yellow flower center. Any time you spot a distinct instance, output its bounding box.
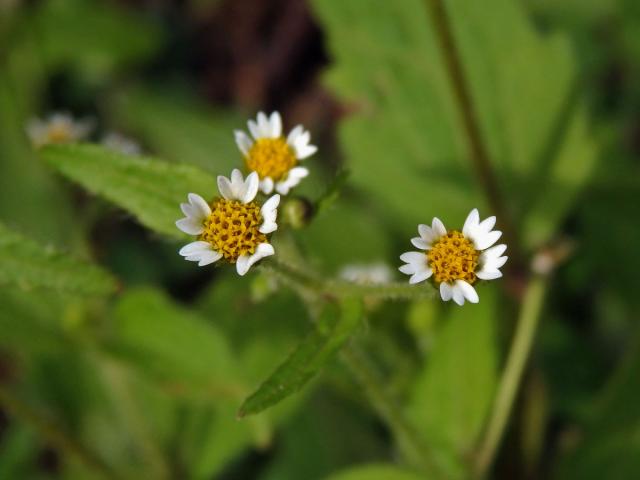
[245,137,297,180]
[199,198,267,263]
[427,230,479,284]
[46,124,73,144]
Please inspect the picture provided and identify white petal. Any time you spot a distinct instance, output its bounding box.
[417,224,439,246]
[399,264,416,275]
[179,241,211,256]
[296,144,317,159]
[236,255,251,276]
[456,280,479,303]
[176,218,204,235]
[242,171,260,203]
[477,270,503,280]
[472,230,503,250]
[188,193,211,218]
[478,216,496,234]
[411,237,429,250]
[236,243,274,275]
[257,112,271,137]
[451,283,466,306]
[217,175,234,200]
[234,130,253,156]
[259,177,274,194]
[286,125,303,145]
[462,208,480,237]
[440,282,453,301]
[269,111,282,138]
[432,217,447,237]
[259,194,280,234]
[196,250,223,267]
[248,119,261,140]
[410,268,433,284]
[483,244,507,259]
[400,251,425,265]
[483,255,508,271]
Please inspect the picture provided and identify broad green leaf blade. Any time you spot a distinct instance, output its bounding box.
[0,221,116,296]
[238,298,363,417]
[41,143,216,239]
[112,287,241,395]
[406,286,498,476]
[324,464,424,480]
[108,87,241,174]
[311,0,598,248]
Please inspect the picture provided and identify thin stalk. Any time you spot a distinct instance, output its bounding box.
[426,0,520,261]
[473,276,548,478]
[0,385,120,480]
[340,344,443,476]
[261,259,436,301]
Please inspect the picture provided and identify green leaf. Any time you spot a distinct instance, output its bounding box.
[0,221,116,296]
[107,87,241,174]
[311,0,598,248]
[41,143,216,239]
[406,286,498,476]
[238,298,363,417]
[112,287,241,396]
[324,464,425,480]
[32,0,162,77]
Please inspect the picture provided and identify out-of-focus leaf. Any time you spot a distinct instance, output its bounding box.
[0,425,38,480]
[406,286,498,477]
[32,0,162,77]
[324,464,425,480]
[0,71,79,249]
[311,0,598,248]
[0,221,116,296]
[108,87,241,173]
[238,298,363,417]
[261,391,388,480]
[112,287,241,396]
[555,332,640,480]
[41,143,216,239]
[297,197,391,271]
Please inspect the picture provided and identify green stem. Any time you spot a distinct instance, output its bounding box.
[340,344,443,476]
[473,276,548,478]
[261,259,436,301]
[426,0,521,263]
[0,385,120,479]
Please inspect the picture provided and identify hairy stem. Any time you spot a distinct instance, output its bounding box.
[340,344,444,476]
[261,259,436,301]
[0,385,120,479]
[473,276,548,477]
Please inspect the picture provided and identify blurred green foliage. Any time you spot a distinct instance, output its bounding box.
[0,0,639,479]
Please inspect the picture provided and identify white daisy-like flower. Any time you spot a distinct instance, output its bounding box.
[399,209,508,306]
[234,111,317,195]
[176,169,280,276]
[102,132,142,156]
[339,262,393,285]
[26,112,93,148]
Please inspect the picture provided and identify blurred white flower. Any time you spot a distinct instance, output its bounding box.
[102,132,141,155]
[26,112,93,148]
[234,111,317,195]
[339,262,393,285]
[176,169,280,276]
[399,208,508,306]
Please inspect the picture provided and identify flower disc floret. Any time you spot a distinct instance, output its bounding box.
[427,231,479,284]
[246,137,297,181]
[234,111,317,195]
[200,198,267,263]
[399,209,508,306]
[176,169,280,276]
